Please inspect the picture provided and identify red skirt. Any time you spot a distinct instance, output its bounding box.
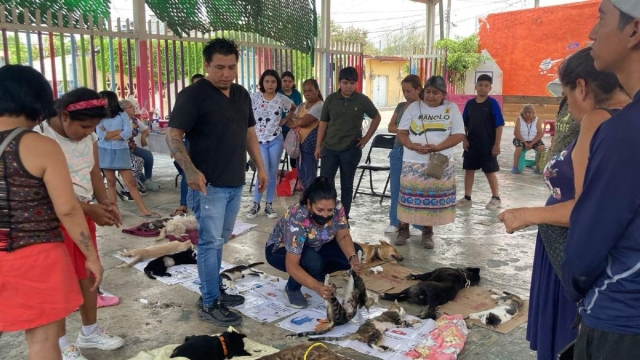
[61,215,98,280]
[0,243,83,332]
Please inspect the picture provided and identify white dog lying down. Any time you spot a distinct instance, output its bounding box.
[117,241,194,268]
[156,215,199,242]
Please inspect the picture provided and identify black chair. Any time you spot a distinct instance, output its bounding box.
[101,170,126,201]
[248,154,301,194]
[247,159,257,193]
[353,134,396,204]
[175,172,182,187]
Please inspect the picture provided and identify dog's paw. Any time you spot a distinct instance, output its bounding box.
[406,274,417,280]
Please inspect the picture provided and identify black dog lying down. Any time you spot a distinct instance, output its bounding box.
[170,330,251,359]
[382,267,481,319]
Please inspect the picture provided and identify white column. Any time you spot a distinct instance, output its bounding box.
[318,0,331,95]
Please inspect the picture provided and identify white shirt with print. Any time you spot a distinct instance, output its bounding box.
[37,122,97,202]
[398,100,465,163]
[250,92,293,144]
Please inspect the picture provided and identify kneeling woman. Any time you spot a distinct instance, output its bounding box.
[265,177,363,309]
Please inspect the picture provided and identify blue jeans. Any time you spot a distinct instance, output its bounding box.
[133,147,154,180]
[174,161,188,207]
[188,186,243,306]
[297,151,318,189]
[265,240,362,291]
[253,134,283,204]
[389,145,422,230]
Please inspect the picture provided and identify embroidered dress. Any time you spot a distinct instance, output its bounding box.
[397,101,464,226]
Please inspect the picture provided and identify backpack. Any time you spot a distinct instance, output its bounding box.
[283,128,300,159]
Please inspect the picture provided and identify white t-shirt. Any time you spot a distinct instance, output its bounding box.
[250,92,293,144]
[133,118,148,148]
[294,101,323,119]
[398,100,465,163]
[36,122,98,202]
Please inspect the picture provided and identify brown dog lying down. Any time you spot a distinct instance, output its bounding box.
[355,240,404,263]
[256,343,349,360]
[117,241,193,268]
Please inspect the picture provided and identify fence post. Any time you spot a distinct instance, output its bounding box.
[133,0,150,111]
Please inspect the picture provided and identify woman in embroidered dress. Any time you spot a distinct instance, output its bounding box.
[39,88,124,359]
[246,70,296,219]
[396,75,465,249]
[499,48,630,360]
[97,91,159,217]
[283,79,324,190]
[0,65,103,360]
[265,177,362,309]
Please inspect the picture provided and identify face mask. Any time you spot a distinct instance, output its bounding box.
[311,212,332,226]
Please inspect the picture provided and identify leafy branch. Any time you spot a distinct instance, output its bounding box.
[435,34,488,91]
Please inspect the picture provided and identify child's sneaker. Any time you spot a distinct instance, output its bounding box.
[457,197,472,207]
[246,202,260,219]
[511,167,520,174]
[264,203,278,219]
[486,197,502,209]
[76,327,124,350]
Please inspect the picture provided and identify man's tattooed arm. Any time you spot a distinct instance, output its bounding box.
[166,127,197,177]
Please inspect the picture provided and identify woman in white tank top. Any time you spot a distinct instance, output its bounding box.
[512,104,545,174]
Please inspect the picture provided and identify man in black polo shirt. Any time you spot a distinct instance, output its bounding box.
[315,67,381,218]
[167,38,267,326]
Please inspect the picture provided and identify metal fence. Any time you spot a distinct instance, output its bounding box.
[0,5,362,119]
[409,47,456,95]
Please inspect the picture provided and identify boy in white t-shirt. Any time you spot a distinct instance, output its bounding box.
[37,88,124,360]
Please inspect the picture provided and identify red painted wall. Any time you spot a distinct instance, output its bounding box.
[478,1,599,96]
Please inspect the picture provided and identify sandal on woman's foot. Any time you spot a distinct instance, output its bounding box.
[171,207,188,216]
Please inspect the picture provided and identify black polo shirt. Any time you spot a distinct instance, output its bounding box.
[169,80,256,187]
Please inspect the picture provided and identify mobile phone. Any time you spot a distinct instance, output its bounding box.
[557,340,575,360]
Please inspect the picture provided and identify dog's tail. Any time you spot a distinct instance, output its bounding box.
[247,262,265,268]
[144,270,157,280]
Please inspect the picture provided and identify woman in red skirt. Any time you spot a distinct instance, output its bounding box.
[0,65,103,360]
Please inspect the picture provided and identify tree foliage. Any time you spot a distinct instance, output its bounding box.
[317,18,376,54]
[378,25,425,57]
[435,34,487,90]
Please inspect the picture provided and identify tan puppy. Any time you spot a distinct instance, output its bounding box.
[355,240,404,263]
[117,241,193,268]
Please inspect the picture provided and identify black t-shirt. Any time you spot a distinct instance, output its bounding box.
[169,80,256,187]
[462,97,505,158]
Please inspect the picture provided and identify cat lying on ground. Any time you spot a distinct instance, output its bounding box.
[220,262,266,290]
[382,267,481,319]
[144,248,197,279]
[117,241,193,268]
[309,300,420,352]
[466,289,524,327]
[156,214,199,241]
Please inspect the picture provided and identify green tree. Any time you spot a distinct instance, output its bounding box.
[317,18,375,54]
[380,25,425,58]
[435,34,487,91]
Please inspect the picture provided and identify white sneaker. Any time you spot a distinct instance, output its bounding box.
[61,343,88,360]
[384,225,398,233]
[486,198,502,209]
[264,203,278,219]
[76,327,124,351]
[457,198,472,207]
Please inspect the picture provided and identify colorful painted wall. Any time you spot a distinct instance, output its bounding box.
[478,0,599,96]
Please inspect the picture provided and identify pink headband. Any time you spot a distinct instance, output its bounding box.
[65,99,107,112]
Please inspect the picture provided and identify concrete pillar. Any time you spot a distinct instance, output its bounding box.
[133,0,150,111]
[425,1,437,51]
[318,0,331,95]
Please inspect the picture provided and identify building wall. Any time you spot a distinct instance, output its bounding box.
[363,58,408,107]
[464,50,504,95]
[478,0,599,96]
